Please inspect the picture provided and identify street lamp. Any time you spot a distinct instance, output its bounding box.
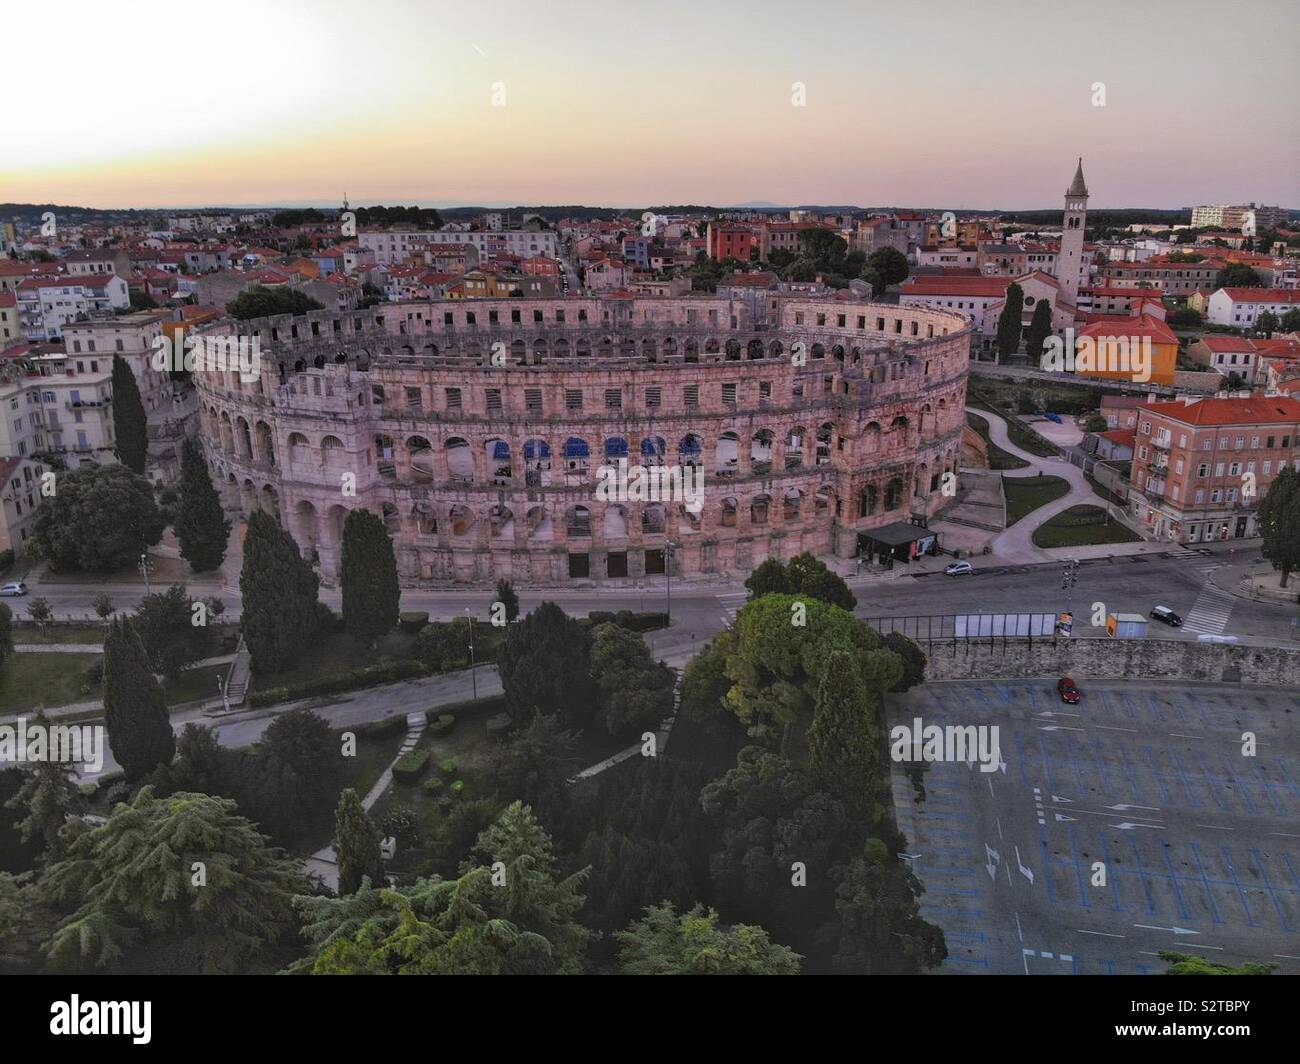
[216,673,230,714]
[464,608,477,700]
[139,553,151,594]
[664,539,680,624]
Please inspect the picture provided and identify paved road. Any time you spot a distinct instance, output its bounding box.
[890,679,1300,975]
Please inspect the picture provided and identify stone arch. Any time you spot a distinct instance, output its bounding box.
[782,487,803,522]
[604,436,630,461]
[751,493,771,525]
[815,421,834,465]
[488,504,514,539]
[642,503,666,534]
[526,505,553,541]
[885,476,905,511]
[720,496,738,528]
[566,504,592,538]
[294,499,319,560]
[603,503,629,540]
[449,504,476,538]
[524,438,552,487]
[751,429,774,474]
[715,431,740,476]
[859,484,878,517]
[785,426,805,470]
[487,437,513,486]
[445,436,473,481]
[640,435,666,466]
[287,431,309,464]
[407,435,433,481]
[678,433,702,467]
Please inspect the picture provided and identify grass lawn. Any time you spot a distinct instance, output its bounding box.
[1002,475,1071,526]
[0,652,100,713]
[162,663,229,707]
[12,623,107,646]
[257,628,420,689]
[966,412,1029,470]
[1032,505,1143,548]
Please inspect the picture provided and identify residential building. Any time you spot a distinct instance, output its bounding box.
[1206,287,1300,328]
[0,456,46,555]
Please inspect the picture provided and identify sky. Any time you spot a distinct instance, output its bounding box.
[5,0,1298,211]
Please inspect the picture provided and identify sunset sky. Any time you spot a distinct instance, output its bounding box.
[6,0,1298,210]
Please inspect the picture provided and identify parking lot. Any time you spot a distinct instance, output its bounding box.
[889,679,1300,975]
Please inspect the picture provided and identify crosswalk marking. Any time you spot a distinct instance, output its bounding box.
[718,591,749,626]
[1181,583,1235,635]
[1168,546,1214,559]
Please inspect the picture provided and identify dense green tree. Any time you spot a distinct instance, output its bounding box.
[881,631,927,691]
[110,354,148,475]
[133,584,214,679]
[91,592,115,621]
[1214,262,1263,289]
[1280,308,1300,332]
[1167,307,1204,328]
[174,436,230,573]
[589,622,675,737]
[1084,414,1109,433]
[498,602,595,727]
[339,508,399,646]
[0,601,10,671]
[1257,465,1300,588]
[414,621,471,671]
[787,551,856,609]
[1159,951,1274,975]
[291,802,590,974]
[38,787,306,973]
[3,712,85,863]
[807,649,880,813]
[821,839,947,974]
[488,713,579,826]
[0,768,44,872]
[240,509,320,675]
[102,616,174,782]
[996,283,1024,361]
[251,708,344,839]
[676,632,745,745]
[616,902,802,974]
[335,788,383,897]
[227,285,325,320]
[1256,310,1279,338]
[1024,298,1054,362]
[864,247,909,290]
[744,557,790,600]
[167,723,233,796]
[494,579,520,622]
[32,465,165,573]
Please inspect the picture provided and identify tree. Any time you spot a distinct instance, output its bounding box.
[110,354,148,475]
[32,464,165,573]
[102,616,174,782]
[787,551,856,609]
[1215,262,1263,289]
[133,584,214,679]
[174,437,230,573]
[92,592,115,622]
[881,631,927,691]
[616,902,801,974]
[807,649,880,812]
[240,509,320,675]
[744,557,790,600]
[1023,298,1054,363]
[255,708,343,829]
[335,788,383,897]
[1257,465,1300,588]
[1159,951,1274,975]
[996,283,1024,361]
[4,712,85,862]
[339,508,399,646]
[1280,308,1300,332]
[498,602,595,727]
[227,285,325,320]
[589,622,675,737]
[0,601,10,671]
[1084,414,1109,433]
[864,247,909,290]
[38,787,306,973]
[494,579,520,622]
[488,714,579,825]
[1256,310,1279,338]
[26,597,52,631]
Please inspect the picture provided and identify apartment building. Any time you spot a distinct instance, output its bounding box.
[62,312,172,413]
[1129,395,1300,542]
[0,292,19,347]
[0,456,46,555]
[0,347,116,466]
[62,248,132,278]
[1098,259,1222,296]
[1206,287,1300,328]
[15,274,131,340]
[359,228,558,265]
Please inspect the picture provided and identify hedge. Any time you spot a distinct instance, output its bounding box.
[248,658,437,708]
[581,610,669,633]
[350,716,409,739]
[399,611,429,633]
[392,749,431,784]
[424,695,507,723]
[429,714,456,736]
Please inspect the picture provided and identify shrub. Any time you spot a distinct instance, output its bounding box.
[84,658,104,690]
[439,757,457,776]
[0,548,13,573]
[424,695,506,722]
[392,749,430,783]
[247,658,436,707]
[450,780,465,796]
[422,775,444,795]
[429,713,456,736]
[399,611,429,633]
[588,610,616,626]
[353,716,408,739]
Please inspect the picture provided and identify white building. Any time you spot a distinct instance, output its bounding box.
[15,275,130,340]
[359,227,558,265]
[1206,287,1300,327]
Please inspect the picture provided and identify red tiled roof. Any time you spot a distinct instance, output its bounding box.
[1198,335,1257,352]
[1220,288,1300,303]
[1142,396,1300,427]
[1078,317,1178,344]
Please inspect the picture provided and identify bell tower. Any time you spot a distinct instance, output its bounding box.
[1059,158,1088,303]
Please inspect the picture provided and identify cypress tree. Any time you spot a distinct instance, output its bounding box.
[175,436,230,573]
[995,283,1025,362]
[1258,465,1300,588]
[240,508,321,675]
[335,788,384,896]
[807,649,878,814]
[103,616,175,782]
[1023,298,1054,364]
[111,354,149,475]
[340,508,399,646]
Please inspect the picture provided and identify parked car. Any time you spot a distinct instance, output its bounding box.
[1057,676,1081,704]
[1150,605,1182,627]
[945,561,973,576]
[0,581,27,597]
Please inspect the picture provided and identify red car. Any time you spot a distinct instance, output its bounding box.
[1057,677,1081,704]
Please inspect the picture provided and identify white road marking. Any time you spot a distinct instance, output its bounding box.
[1135,924,1200,936]
[1076,929,1125,938]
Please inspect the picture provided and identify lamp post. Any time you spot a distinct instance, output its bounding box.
[664,539,680,624]
[464,608,477,700]
[139,553,151,595]
[216,673,230,714]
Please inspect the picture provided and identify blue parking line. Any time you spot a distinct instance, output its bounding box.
[1040,837,1057,904]
[916,866,979,877]
[1188,841,1225,926]
[1169,693,1190,729]
[1120,692,1138,720]
[1114,744,1144,802]
[1066,825,1092,910]
[1096,833,1128,913]
[1126,836,1160,916]
[1218,846,1258,927]
[1142,746,1173,805]
[1013,730,1029,786]
[919,905,984,919]
[1160,842,1192,921]
[1191,751,1232,812]
[1145,692,1166,724]
[1245,758,1286,817]
[943,955,990,968]
[1274,757,1300,802]
[1216,751,1259,816]
[1166,749,1200,808]
[1088,736,1116,793]
[1065,733,1088,792]
[1281,853,1300,894]
[942,929,987,942]
[1249,848,1294,932]
[1186,688,1215,730]
[1036,733,1059,794]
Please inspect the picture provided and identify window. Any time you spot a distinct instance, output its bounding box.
[604,389,622,410]
[683,384,699,408]
[405,387,422,409]
[525,388,542,413]
[486,389,503,414]
[722,383,737,406]
[445,387,462,410]
[1197,463,1209,477]
[645,386,661,408]
[565,389,583,411]
[759,381,771,402]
